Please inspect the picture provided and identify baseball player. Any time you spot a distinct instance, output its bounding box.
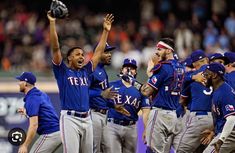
[224,52,235,89]
[103,58,150,153]
[16,72,61,153]
[48,11,114,153]
[88,43,116,153]
[137,38,185,153]
[176,50,214,153]
[202,63,235,153]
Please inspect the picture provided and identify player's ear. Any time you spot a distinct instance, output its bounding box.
[67,55,72,62]
[212,73,217,79]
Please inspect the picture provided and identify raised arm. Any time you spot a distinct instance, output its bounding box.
[47,12,63,65]
[91,14,114,70]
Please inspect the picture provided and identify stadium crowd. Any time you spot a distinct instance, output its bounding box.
[0,0,235,72]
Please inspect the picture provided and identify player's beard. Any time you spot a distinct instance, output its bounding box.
[161,51,167,61]
[205,78,213,88]
[20,87,25,93]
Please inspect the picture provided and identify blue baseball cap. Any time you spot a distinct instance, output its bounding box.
[181,57,193,68]
[15,72,36,85]
[224,52,235,64]
[209,53,228,63]
[122,58,137,68]
[206,63,225,76]
[94,42,116,52]
[191,50,207,63]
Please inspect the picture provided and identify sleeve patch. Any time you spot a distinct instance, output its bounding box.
[225,104,235,111]
[151,76,158,84]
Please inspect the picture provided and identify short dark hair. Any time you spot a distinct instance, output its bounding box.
[66,46,84,62]
[159,38,175,50]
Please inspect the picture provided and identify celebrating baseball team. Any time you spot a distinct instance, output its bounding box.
[14,0,235,153]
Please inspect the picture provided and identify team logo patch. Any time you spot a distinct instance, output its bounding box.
[225,104,235,111]
[151,76,157,84]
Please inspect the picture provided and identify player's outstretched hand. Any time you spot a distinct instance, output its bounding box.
[211,139,223,153]
[114,104,131,116]
[103,14,114,31]
[200,129,214,145]
[101,86,118,99]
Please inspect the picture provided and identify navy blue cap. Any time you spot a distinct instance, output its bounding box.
[15,72,36,85]
[181,57,193,68]
[206,63,225,76]
[209,53,223,61]
[122,58,137,68]
[191,50,207,63]
[224,52,235,64]
[94,42,116,52]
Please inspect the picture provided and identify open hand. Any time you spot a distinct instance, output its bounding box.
[103,14,114,31]
[200,129,214,145]
[193,72,207,85]
[101,86,118,99]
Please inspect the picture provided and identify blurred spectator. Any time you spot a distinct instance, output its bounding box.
[203,21,219,52]
[142,39,155,66]
[175,22,193,59]
[111,41,142,69]
[224,11,235,37]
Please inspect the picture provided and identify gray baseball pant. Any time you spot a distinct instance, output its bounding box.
[30,131,61,153]
[60,110,93,153]
[203,130,235,153]
[103,121,137,153]
[91,110,107,153]
[146,108,182,153]
[176,112,213,153]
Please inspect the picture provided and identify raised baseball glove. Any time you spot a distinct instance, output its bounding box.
[50,0,68,19]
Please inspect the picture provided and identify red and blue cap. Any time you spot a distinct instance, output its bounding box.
[206,63,225,76]
[191,50,207,63]
[15,72,36,85]
[122,58,137,68]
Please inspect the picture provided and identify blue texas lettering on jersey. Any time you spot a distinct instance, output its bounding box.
[113,94,140,108]
[67,77,89,86]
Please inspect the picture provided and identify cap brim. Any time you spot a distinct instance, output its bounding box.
[105,46,116,52]
[15,76,22,80]
[122,64,137,68]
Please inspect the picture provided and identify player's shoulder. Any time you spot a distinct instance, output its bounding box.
[110,80,122,87]
[151,60,180,74]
